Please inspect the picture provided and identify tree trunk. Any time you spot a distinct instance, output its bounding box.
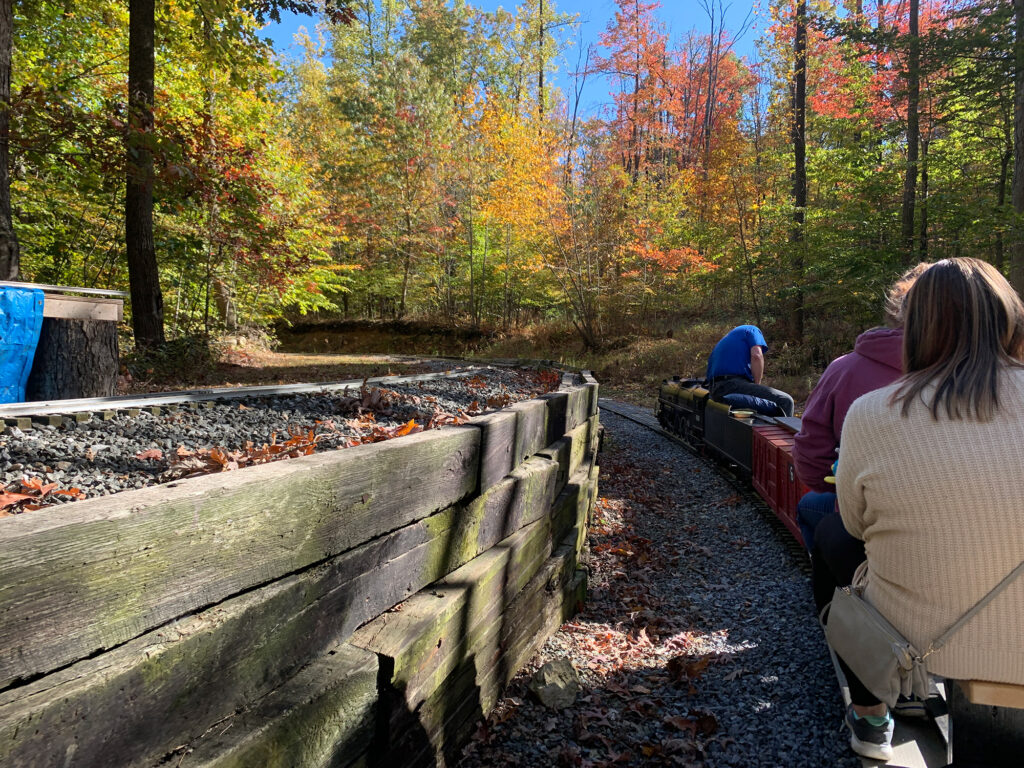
[399,209,412,318]
[25,319,119,400]
[1012,0,1024,292]
[790,0,807,343]
[0,0,19,279]
[996,146,1011,270]
[213,277,237,331]
[919,136,929,259]
[537,0,544,118]
[126,0,165,348]
[900,0,920,264]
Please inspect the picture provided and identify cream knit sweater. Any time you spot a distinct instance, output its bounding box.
[837,369,1024,684]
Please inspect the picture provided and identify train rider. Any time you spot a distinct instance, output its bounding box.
[793,263,930,555]
[826,259,1024,761]
[704,325,794,417]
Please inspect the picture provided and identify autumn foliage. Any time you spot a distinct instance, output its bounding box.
[9,0,1022,349]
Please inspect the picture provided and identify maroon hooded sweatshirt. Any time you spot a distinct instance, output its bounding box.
[793,327,903,493]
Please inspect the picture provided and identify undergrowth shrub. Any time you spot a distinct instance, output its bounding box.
[124,335,218,385]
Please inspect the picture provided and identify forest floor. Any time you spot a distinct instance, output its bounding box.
[120,321,826,407]
[118,348,450,395]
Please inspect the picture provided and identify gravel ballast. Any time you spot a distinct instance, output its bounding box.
[458,408,859,768]
[0,366,560,506]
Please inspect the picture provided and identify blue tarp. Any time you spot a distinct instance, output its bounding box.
[0,287,44,403]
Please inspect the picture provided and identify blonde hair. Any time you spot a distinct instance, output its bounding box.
[893,258,1024,420]
[884,262,931,328]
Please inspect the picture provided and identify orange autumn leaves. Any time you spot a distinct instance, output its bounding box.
[158,418,428,481]
[0,477,86,517]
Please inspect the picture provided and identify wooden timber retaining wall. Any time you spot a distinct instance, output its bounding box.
[0,372,600,768]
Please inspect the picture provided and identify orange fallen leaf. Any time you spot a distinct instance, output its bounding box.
[20,477,57,497]
[0,491,34,509]
[395,419,419,437]
[53,488,86,500]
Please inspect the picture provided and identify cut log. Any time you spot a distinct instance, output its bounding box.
[25,317,118,400]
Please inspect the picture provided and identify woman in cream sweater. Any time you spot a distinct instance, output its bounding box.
[829,258,1024,761]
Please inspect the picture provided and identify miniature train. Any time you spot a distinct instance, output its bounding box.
[655,375,1024,768]
[656,376,810,546]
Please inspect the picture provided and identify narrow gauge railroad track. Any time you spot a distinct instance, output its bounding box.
[598,399,812,574]
[0,367,486,426]
[597,399,950,768]
[0,365,558,509]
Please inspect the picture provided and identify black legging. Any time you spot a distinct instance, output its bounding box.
[812,513,880,707]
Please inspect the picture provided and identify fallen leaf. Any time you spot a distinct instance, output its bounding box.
[0,491,34,509]
[53,488,86,500]
[395,419,420,437]
[667,654,711,684]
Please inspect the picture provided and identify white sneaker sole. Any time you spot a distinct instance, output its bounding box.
[892,700,929,719]
[848,732,894,762]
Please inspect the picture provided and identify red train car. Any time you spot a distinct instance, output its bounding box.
[751,422,810,547]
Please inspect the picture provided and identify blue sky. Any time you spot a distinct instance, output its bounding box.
[262,0,761,116]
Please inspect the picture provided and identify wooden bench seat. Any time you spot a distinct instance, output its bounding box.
[959,679,1024,710]
[948,679,1024,767]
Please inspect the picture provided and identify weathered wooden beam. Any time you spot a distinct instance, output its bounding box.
[538,391,568,445]
[537,436,571,493]
[585,376,598,417]
[180,644,377,768]
[472,456,557,552]
[0,454,561,768]
[565,386,591,432]
[376,546,586,768]
[507,399,548,470]
[467,410,518,493]
[0,426,480,688]
[388,535,586,712]
[949,680,1024,767]
[41,295,123,322]
[550,466,598,554]
[350,513,557,691]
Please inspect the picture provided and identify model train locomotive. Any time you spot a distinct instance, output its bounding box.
[656,376,810,547]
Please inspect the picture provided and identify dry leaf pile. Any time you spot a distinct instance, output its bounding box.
[0,476,86,517]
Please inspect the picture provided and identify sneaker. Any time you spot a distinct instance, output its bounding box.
[844,703,894,762]
[892,693,928,719]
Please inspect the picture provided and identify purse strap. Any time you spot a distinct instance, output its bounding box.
[924,558,1024,658]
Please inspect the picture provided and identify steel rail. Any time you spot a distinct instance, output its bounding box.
[0,367,484,418]
[0,280,129,298]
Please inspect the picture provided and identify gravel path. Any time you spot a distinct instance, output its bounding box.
[0,366,559,507]
[459,408,858,768]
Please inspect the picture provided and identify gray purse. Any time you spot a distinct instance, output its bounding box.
[823,559,1024,707]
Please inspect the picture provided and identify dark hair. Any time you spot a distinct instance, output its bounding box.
[892,258,1024,420]
[884,262,931,327]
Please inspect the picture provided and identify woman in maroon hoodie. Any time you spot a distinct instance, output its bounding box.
[793,263,930,570]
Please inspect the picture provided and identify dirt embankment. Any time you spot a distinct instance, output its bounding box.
[277,320,496,357]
